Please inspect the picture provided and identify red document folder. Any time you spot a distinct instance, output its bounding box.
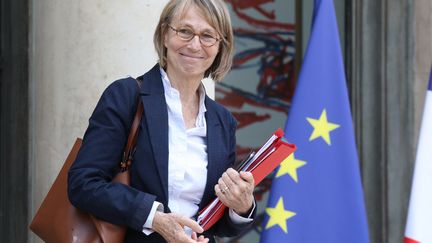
[197,128,296,231]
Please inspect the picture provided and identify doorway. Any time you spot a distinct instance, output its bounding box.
[0,0,29,242]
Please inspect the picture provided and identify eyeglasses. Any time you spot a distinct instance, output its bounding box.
[167,24,221,47]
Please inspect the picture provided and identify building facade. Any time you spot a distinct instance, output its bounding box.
[0,0,431,242]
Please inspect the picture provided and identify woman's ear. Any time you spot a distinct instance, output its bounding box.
[163,32,169,48]
[161,23,169,48]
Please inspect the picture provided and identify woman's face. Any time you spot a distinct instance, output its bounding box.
[164,5,220,80]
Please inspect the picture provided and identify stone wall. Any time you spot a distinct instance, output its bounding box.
[29,1,168,242]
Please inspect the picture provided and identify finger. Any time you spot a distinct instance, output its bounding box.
[214,184,226,198]
[226,169,250,194]
[221,172,236,191]
[197,235,209,243]
[240,171,255,185]
[198,235,209,243]
[214,185,229,205]
[218,178,233,197]
[217,177,230,193]
[191,232,197,240]
[226,169,252,192]
[177,216,204,234]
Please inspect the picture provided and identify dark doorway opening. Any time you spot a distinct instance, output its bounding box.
[0,0,29,242]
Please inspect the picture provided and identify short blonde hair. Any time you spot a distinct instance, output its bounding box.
[153,0,234,81]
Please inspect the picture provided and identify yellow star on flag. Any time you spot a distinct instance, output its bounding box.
[307,109,340,145]
[276,153,306,182]
[265,197,296,233]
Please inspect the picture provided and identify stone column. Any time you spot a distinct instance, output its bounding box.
[413,0,432,137]
[348,0,432,242]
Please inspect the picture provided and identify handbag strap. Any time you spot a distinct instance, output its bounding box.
[120,79,144,172]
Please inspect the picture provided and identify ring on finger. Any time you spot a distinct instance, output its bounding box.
[220,185,229,194]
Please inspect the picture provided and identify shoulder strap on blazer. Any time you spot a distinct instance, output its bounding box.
[120,79,144,172]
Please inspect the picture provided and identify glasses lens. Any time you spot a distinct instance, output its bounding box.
[171,25,219,47]
[200,34,217,47]
[177,28,194,40]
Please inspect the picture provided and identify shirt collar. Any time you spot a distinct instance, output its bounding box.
[159,67,207,115]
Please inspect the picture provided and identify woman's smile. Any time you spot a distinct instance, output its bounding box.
[180,52,204,60]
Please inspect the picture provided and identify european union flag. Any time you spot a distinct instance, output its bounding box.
[260,0,369,242]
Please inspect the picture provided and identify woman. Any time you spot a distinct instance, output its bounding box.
[68,0,256,242]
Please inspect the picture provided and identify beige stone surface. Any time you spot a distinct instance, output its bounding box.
[29,1,169,242]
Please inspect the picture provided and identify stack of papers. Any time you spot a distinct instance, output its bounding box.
[197,128,296,230]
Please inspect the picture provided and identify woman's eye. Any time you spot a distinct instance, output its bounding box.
[202,33,216,40]
[178,28,193,36]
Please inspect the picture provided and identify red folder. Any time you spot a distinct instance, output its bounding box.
[197,128,296,231]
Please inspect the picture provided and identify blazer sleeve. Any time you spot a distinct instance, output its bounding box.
[207,110,257,237]
[67,78,155,231]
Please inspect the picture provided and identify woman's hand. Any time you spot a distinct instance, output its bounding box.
[214,168,255,215]
[191,232,209,243]
[152,211,209,243]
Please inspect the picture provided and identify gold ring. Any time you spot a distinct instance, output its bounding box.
[223,186,229,191]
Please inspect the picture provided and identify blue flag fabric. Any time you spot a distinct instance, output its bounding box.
[260,0,369,242]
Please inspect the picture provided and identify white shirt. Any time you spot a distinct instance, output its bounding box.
[162,67,208,219]
[143,68,253,235]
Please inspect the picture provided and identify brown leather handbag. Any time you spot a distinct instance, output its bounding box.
[30,82,144,243]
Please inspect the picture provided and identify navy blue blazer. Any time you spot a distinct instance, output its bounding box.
[68,64,254,242]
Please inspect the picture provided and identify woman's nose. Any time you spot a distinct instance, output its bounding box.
[188,35,202,50]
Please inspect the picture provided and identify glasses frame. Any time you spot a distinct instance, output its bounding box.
[167,24,221,47]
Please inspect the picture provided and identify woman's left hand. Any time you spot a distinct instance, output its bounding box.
[191,232,209,243]
[214,168,255,215]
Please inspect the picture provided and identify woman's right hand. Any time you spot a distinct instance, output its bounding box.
[152,211,208,243]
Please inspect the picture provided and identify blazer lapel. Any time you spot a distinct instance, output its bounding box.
[199,97,225,210]
[139,64,169,201]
